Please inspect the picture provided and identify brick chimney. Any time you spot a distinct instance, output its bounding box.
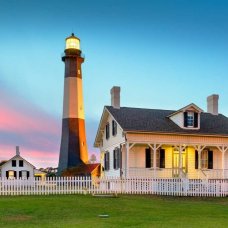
[207,94,219,115]
[111,86,120,109]
[16,146,20,156]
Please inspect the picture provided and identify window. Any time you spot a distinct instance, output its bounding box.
[201,150,208,169]
[184,112,199,128]
[145,148,151,168]
[187,112,194,127]
[196,150,213,169]
[12,160,16,167]
[159,149,165,168]
[104,152,110,171]
[195,150,199,169]
[7,170,16,179]
[208,150,213,169]
[156,151,160,168]
[112,120,117,136]
[19,160,23,167]
[105,123,110,140]
[113,148,120,169]
[184,112,198,128]
[148,149,165,168]
[19,171,30,179]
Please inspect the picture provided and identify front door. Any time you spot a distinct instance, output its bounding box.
[173,151,187,177]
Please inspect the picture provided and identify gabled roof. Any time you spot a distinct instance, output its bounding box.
[0,161,7,167]
[105,106,228,136]
[167,103,203,118]
[1,155,35,169]
[94,106,123,147]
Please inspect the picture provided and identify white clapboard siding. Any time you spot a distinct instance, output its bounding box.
[0,177,227,197]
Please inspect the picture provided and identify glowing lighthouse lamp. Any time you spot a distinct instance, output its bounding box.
[58,34,89,175]
[65,33,80,50]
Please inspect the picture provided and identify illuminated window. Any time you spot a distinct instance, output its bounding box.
[8,170,15,179]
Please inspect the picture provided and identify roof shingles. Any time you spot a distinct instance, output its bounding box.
[106,106,228,136]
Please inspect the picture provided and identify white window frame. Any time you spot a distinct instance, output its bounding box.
[187,112,194,127]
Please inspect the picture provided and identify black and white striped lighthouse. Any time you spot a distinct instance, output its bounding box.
[58,34,88,175]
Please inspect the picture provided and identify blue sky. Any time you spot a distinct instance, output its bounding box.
[0,0,228,167]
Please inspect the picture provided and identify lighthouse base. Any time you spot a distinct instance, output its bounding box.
[58,118,88,175]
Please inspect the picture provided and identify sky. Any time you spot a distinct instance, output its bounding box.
[0,0,228,168]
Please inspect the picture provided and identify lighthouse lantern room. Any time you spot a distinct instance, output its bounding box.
[65,33,80,50]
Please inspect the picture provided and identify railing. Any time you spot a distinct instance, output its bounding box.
[126,168,174,178]
[126,168,189,178]
[125,168,228,179]
[0,177,227,197]
[202,169,228,179]
[195,169,207,179]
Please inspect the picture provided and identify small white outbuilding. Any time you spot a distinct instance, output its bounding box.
[0,146,35,179]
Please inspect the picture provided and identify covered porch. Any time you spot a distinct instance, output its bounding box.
[122,142,228,179]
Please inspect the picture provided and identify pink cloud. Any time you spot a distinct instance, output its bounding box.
[0,86,60,168]
[0,105,59,135]
[0,145,58,168]
[0,84,100,168]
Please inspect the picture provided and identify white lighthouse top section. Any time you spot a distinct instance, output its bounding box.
[65,33,80,50]
[63,77,85,119]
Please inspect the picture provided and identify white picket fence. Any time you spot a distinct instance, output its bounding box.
[0,177,227,197]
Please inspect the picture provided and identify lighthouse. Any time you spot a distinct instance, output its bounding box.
[58,34,88,175]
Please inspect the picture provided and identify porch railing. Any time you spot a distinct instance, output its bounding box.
[202,169,228,179]
[124,168,228,179]
[124,168,177,178]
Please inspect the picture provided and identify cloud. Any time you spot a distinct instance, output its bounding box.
[0,83,100,168]
[0,83,61,167]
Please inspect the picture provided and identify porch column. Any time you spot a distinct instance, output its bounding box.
[153,145,156,177]
[217,145,228,178]
[194,145,206,170]
[198,151,202,170]
[222,152,225,178]
[125,142,129,178]
[179,146,182,170]
[149,144,162,178]
[177,145,186,177]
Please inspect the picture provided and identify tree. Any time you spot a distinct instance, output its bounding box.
[89,154,97,164]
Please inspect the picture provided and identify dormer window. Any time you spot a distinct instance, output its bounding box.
[187,112,194,127]
[167,103,202,130]
[184,111,198,128]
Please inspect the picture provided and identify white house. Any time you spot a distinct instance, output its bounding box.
[94,87,228,179]
[0,146,35,179]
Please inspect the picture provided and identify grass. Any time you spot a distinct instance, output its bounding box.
[0,194,228,228]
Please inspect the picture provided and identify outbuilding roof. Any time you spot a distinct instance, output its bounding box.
[106,106,228,136]
[0,155,35,169]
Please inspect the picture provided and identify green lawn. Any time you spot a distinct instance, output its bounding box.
[0,194,227,228]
